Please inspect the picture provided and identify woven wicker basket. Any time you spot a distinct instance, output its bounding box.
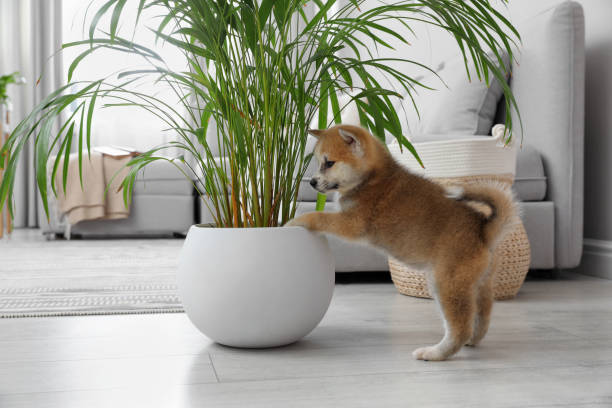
[388,174,531,301]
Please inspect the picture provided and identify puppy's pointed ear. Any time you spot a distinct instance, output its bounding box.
[338,128,358,145]
[339,128,363,156]
[308,129,324,139]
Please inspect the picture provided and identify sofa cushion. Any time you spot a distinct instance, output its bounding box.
[518,201,555,269]
[133,179,193,196]
[133,159,193,196]
[135,159,188,180]
[403,52,510,142]
[514,145,547,201]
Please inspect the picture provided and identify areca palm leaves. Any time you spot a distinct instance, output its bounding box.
[0,0,520,228]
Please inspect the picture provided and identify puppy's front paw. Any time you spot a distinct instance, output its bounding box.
[285,218,302,227]
[285,213,323,231]
[412,346,448,361]
[285,215,310,228]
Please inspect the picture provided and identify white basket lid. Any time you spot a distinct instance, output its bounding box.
[389,124,518,178]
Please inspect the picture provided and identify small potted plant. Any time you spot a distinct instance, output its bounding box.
[0,71,26,237]
[0,72,26,105]
[0,71,27,142]
[0,0,518,347]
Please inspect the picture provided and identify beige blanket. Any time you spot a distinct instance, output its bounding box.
[55,152,132,225]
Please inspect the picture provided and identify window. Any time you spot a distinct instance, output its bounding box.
[62,0,186,151]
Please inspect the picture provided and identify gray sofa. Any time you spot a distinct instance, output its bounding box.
[295,1,585,272]
[39,160,195,238]
[42,2,584,274]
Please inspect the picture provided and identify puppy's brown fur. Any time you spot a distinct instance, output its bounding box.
[288,125,516,361]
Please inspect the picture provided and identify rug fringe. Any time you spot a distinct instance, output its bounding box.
[1,307,184,319]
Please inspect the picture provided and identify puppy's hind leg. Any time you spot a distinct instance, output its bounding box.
[467,268,494,347]
[413,255,487,361]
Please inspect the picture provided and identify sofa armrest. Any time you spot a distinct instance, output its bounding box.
[509,2,585,268]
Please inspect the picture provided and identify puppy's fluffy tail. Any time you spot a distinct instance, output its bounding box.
[458,181,518,248]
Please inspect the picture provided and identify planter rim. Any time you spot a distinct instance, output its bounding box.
[192,224,305,231]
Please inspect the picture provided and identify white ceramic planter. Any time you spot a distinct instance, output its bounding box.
[178,226,335,348]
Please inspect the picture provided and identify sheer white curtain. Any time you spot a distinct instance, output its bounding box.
[0,1,187,227]
[0,0,63,228]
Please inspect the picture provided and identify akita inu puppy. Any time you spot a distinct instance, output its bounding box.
[288,124,516,361]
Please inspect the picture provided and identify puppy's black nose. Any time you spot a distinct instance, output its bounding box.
[310,179,318,188]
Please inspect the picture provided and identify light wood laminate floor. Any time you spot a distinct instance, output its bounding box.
[1,236,611,407]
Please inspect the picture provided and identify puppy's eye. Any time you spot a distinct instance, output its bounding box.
[325,160,335,169]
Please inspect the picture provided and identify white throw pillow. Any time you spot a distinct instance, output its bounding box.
[402,52,510,142]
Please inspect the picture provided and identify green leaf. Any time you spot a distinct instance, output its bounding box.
[86,82,101,158]
[134,0,147,31]
[110,0,128,40]
[240,3,258,53]
[304,0,336,33]
[78,105,85,188]
[258,0,275,27]
[89,0,117,43]
[318,72,329,129]
[273,0,290,28]
[68,46,102,82]
[397,134,424,169]
[35,118,54,217]
[62,122,75,193]
[329,82,342,125]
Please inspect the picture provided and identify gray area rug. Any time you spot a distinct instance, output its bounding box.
[0,230,184,318]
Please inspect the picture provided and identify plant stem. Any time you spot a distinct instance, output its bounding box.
[316,192,326,212]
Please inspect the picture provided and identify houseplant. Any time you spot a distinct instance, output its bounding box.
[0,72,27,105]
[0,71,26,237]
[0,0,519,346]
